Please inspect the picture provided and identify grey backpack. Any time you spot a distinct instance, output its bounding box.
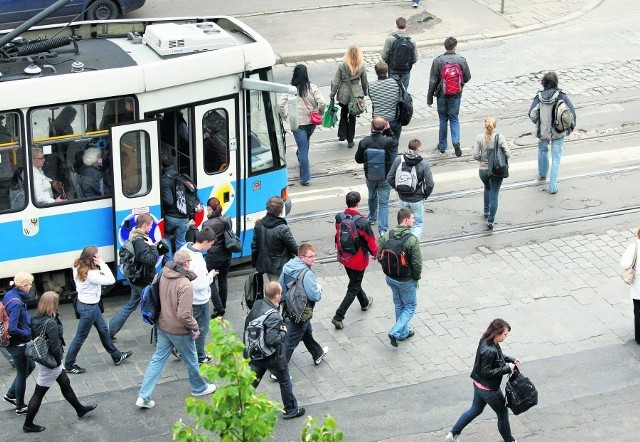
[244,308,277,360]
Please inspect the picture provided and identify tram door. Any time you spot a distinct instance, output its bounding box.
[110,120,161,276]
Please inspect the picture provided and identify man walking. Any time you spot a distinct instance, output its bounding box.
[528,71,576,194]
[387,139,434,240]
[245,281,305,419]
[109,213,160,341]
[381,17,418,90]
[355,117,399,236]
[135,250,216,408]
[180,227,218,364]
[377,209,422,347]
[332,191,378,330]
[427,37,471,157]
[251,196,298,281]
[368,61,402,141]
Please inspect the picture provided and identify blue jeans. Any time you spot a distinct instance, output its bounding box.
[451,384,515,441]
[537,138,563,193]
[334,267,369,321]
[436,95,461,151]
[366,179,391,234]
[386,276,417,340]
[6,344,35,408]
[109,282,143,337]
[193,303,210,362]
[390,72,411,91]
[65,301,121,367]
[293,124,316,184]
[251,363,297,413]
[479,169,503,224]
[284,318,324,363]
[164,214,189,261]
[398,198,424,239]
[138,330,207,401]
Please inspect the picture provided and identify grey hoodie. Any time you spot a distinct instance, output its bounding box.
[529,88,576,140]
[387,150,435,203]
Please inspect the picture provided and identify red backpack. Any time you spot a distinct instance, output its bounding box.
[440,62,463,95]
[0,298,20,347]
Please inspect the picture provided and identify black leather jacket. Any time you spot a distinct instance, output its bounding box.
[31,314,65,367]
[469,338,515,391]
[244,298,287,370]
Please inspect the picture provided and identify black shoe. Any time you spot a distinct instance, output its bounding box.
[16,405,28,415]
[110,335,118,342]
[282,407,305,419]
[23,423,45,433]
[361,296,373,311]
[114,351,133,365]
[331,318,344,330]
[347,142,355,149]
[300,181,310,186]
[77,404,97,418]
[65,364,86,374]
[483,212,489,219]
[338,137,346,141]
[3,394,17,406]
[407,330,415,339]
[487,222,494,230]
[389,334,398,347]
[453,142,462,157]
[210,309,225,319]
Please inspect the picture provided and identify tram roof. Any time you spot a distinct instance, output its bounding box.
[0,16,276,108]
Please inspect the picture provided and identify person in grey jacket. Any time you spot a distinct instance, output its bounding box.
[528,71,576,194]
[427,37,471,157]
[381,17,419,90]
[387,139,434,239]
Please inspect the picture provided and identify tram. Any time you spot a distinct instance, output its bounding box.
[0,2,298,298]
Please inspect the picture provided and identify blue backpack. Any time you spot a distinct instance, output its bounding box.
[364,147,386,181]
[141,271,162,327]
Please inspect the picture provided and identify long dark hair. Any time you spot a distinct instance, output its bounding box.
[291,64,311,98]
[481,318,511,342]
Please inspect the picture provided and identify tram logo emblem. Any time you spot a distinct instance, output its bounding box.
[23,218,39,237]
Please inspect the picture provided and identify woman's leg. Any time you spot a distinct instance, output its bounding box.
[338,105,348,140]
[292,126,311,184]
[484,389,515,441]
[56,370,96,417]
[479,170,490,217]
[488,176,503,224]
[633,299,640,344]
[451,386,487,436]
[346,113,356,145]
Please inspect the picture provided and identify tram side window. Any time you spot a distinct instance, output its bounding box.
[203,109,229,174]
[120,130,152,197]
[0,112,26,212]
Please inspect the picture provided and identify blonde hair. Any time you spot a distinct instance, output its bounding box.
[343,45,364,76]
[11,271,34,289]
[484,117,497,144]
[37,291,59,317]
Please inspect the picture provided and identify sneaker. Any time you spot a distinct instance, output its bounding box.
[135,397,155,409]
[331,318,344,329]
[539,175,546,181]
[300,181,310,186]
[389,334,398,348]
[192,383,216,396]
[171,347,182,360]
[270,373,293,381]
[199,356,213,365]
[3,394,17,406]
[483,212,488,219]
[23,423,45,432]
[65,364,86,374]
[487,222,494,230]
[314,347,329,365]
[368,219,376,225]
[445,432,459,442]
[16,405,28,415]
[110,335,118,342]
[453,142,462,157]
[361,296,373,311]
[435,146,446,154]
[114,351,133,365]
[282,407,305,419]
[412,1,419,7]
[347,142,355,149]
[407,329,415,339]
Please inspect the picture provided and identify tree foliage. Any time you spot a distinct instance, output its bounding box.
[300,415,344,442]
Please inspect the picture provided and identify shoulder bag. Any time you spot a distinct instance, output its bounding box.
[621,242,637,284]
[488,134,509,178]
[342,63,366,117]
[25,318,58,369]
[505,366,538,415]
[302,96,322,125]
[223,215,243,253]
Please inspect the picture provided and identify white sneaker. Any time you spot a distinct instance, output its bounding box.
[314,347,329,365]
[192,383,216,396]
[445,432,459,442]
[136,397,155,408]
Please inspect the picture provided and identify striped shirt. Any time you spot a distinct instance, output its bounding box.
[368,77,400,121]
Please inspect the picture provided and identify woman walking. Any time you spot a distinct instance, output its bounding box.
[472,117,511,230]
[2,271,36,415]
[445,318,521,442]
[620,227,640,344]
[278,64,326,186]
[202,197,232,318]
[64,246,132,374]
[330,44,368,149]
[23,291,97,433]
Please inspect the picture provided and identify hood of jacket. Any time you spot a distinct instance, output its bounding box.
[538,88,560,103]
[259,213,287,229]
[129,227,148,240]
[283,256,309,278]
[162,261,197,281]
[402,150,424,167]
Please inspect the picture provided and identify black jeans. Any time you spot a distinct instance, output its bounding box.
[250,362,297,413]
[284,318,324,362]
[634,299,640,344]
[338,104,357,143]
[207,254,231,312]
[334,267,369,321]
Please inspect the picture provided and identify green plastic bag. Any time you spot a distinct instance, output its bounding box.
[322,99,339,128]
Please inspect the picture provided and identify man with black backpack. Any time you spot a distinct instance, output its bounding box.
[377,208,423,348]
[369,61,403,141]
[427,37,471,157]
[387,139,434,240]
[332,191,378,330]
[382,17,418,91]
[355,117,399,236]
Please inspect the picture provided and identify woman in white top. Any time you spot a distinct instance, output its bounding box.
[64,246,132,374]
[472,117,511,230]
[620,228,640,344]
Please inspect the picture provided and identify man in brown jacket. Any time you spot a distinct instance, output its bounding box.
[135,250,216,408]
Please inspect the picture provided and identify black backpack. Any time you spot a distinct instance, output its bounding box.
[505,367,538,415]
[389,35,415,72]
[244,308,278,360]
[379,232,413,278]
[395,81,414,126]
[336,213,362,260]
[165,171,202,216]
[243,271,264,310]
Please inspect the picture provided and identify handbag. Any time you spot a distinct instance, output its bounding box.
[222,215,242,253]
[621,242,637,284]
[488,134,509,178]
[302,96,322,125]
[322,99,339,128]
[505,366,538,415]
[25,320,58,369]
[342,64,366,117]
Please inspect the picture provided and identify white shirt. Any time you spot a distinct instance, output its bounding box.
[33,167,54,204]
[180,243,212,305]
[73,262,115,304]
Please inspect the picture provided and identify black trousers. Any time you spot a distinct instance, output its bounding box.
[334,267,369,321]
[634,299,640,344]
[338,104,357,143]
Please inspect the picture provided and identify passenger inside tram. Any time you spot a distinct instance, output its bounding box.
[32,147,66,204]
